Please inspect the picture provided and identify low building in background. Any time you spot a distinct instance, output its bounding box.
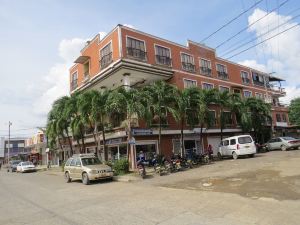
[3,137,28,163]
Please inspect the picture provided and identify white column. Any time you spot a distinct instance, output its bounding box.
[123,73,131,90]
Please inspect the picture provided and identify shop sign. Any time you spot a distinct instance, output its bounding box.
[128,137,136,145]
[106,138,122,145]
[132,129,153,136]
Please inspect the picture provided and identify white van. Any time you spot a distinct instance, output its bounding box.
[217,135,256,160]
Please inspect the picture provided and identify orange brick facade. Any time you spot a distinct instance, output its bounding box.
[69,25,291,158]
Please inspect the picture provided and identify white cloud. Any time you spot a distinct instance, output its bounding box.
[99,31,107,40]
[32,38,89,117]
[123,24,135,29]
[241,9,300,104]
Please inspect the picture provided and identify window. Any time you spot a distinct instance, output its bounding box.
[282,114,287,122]
[233,89,241,96]
[181,53,195,72]
[276,113,281,122]
[83,61,89,77]
[230,139,236,145]
[208,111,216,126]
[238,136,252,144]
[219,86,230,93]
[65,159,72,166]
[222,111,233,125]
[70,159,76,166]
[155,45,171,66]
[126,37,146,60]
[202,83,213,90]
[243,91,252,98]
[241,71,250,84]
[100,43,112,68]
[255,93,263,99]
[252,72,265,86]
[71,72,78,90]
[200,59,212,76]
[75,158,81,167]
[216,64,228,79]
[183,79,197,88]
[223,140,229,146]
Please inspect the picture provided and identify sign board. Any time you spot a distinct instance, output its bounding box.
[105,138,123,145]
[128,137,136,145]
[132,129,153,136]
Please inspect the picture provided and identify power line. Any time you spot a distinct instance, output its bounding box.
[225,23,299,59]
[200,0,264,43]
[220,13,300,57]
[215,0,290,49]
[219,6,300,56]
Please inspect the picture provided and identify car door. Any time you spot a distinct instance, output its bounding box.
[274,138,283,149]
[222,140,230,156]
[229,139,237,153]
[268,138,276,150]
[69,159,77,178]
[74,158,82,179]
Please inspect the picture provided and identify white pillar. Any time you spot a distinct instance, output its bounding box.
[123,73,131,90]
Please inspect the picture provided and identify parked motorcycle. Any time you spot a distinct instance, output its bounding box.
[137,160,146,179]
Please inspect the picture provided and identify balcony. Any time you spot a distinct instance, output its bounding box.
[253,80,265,86]
[127,47,147,61]
[242,77,250,84]
[100,52,113,69]
[269,84,286,94]
[200,67,212,76]
[182,62,195,72]
[155,55,172,66]
[217,71,229,80]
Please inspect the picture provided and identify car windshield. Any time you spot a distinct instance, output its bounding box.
[281,137,296,140]
[12,161,21,165]
[238,136,252,144]
[22,162,33,166]
[81,157,101,166]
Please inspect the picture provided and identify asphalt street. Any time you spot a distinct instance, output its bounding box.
[0,151,300,225]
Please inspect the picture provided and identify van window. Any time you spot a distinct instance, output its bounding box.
[75,158,81,167]
[65,158,73,166]
[223,140,229,146]
[70,159,76,166]
[238,136,252,144]
[230,139,236,145]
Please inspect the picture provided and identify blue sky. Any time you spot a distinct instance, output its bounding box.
[0,0,300,137]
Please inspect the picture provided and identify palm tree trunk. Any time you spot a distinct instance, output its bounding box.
[65,128,73,156]
[158,115,162,155]
[76,139,82,154]
[89,121,98,156]
[200,123,204,154]
[101,126,107,161]
[220,109,224,141]
[180,118,184,157]
[79,129,86,153]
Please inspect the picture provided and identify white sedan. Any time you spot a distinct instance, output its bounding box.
[17,161,36,173]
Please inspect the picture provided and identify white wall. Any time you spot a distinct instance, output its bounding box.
[0,137,4,158]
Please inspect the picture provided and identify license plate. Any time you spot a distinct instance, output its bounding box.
[245,146,250,148]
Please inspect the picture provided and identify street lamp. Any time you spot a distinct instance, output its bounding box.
[7,121,12,164]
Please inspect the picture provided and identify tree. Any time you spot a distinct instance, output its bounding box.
[106,87,147,168]
[143,81,177,155]
[216,90,231,141]
[173,87,200,156]
[289,97,300,125]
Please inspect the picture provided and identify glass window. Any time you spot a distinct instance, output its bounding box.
[181,53,195,72]
[222,112,233,125]
[241,71,250,84]
[75,158,81,167]
[255,93,263,99]
[223,140,229,146]
[70,159,76,166]
[81,157,101,166]
[216,64,228,79]
[219,86,230,93]
[276,113,281,122]
[71,72,78,90]
[208,111,216,126]
[200,59,212,75]
[155,45,171,65]
[230,139,236,145]
[126,37,146,60]
[183,79,197,88]
[202,83,213,90]
[65,159,72,166]
[252,72,265,86]
[238,136,253,144]
[282,137,295,140]
[282,114,287,122]
[243,91,252,98]
[100,43,112,68]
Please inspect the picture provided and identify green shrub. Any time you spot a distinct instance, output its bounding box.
[61,161,66,172]
[113,159,129,175]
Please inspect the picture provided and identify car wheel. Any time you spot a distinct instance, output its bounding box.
[232,152,238,160]
[82,172,90,185]
[217,152,223,160]
[281,145,287,151]
[65,172,71,183]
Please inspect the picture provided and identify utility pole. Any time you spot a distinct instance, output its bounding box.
[7,121,12,164]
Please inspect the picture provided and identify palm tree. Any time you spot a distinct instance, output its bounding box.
[106,87,147,168]
[197,88,218,151]
[143,81,177,155]
[91,89,110,160]
[216,90,232,141]
[173,87,200,156]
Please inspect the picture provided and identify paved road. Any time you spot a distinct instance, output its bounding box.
[0,151,300,225]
